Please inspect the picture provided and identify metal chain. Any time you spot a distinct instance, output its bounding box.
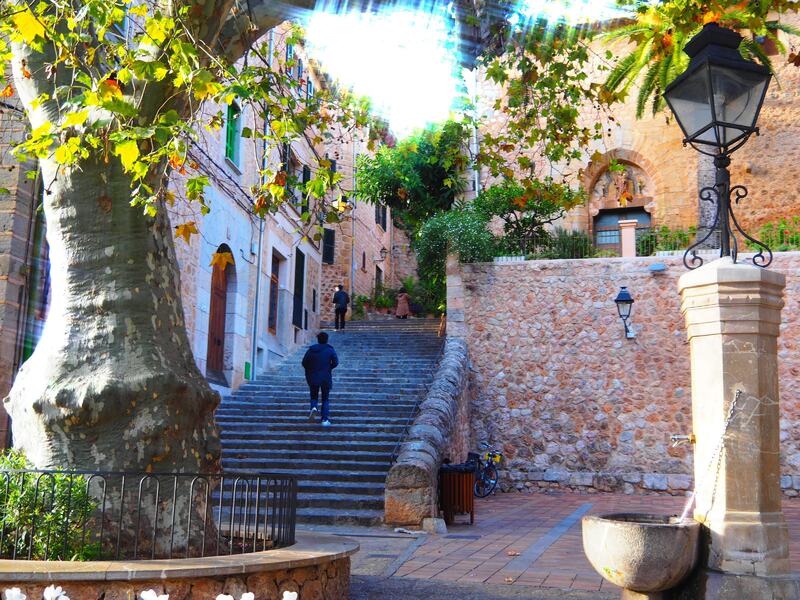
[698,389,742,523]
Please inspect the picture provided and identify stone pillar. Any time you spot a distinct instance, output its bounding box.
[446,253,466,339]
[679,258,789,576]
[618,220,638,258]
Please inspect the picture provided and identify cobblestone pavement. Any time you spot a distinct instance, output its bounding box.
[303,491,800,597]
[350,575,615,599]
[392,492,800,594]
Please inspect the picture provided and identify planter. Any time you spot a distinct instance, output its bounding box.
[582,513,700,599]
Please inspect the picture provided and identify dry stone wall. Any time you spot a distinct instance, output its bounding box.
[454,253,800,496]
[385,337,471,525]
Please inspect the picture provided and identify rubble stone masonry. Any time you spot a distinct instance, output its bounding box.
[453,253,800,496]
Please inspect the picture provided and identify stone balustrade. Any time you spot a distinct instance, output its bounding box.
[384,338,472,526]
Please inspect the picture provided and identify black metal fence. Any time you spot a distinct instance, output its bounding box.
[0,470,297,561]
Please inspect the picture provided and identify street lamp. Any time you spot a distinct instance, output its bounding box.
[663,22,773,269]
[614,286,635,339]
[375,247,388,262]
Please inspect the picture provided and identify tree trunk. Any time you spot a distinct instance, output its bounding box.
[3,156,220,475]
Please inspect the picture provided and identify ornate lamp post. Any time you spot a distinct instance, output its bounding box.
[663,22,773,269]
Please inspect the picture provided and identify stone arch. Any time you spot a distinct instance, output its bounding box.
[581,149,662,235]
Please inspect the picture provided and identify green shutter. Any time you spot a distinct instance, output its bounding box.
[225,102,240,164]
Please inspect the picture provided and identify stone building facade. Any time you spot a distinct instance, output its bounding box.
[448,252,800,496]
[477,14,800,248]
[0,23,408,418]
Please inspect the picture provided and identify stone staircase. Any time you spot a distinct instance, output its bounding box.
[215,319,444,526]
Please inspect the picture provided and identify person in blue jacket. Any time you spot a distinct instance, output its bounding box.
[302,331,339,426]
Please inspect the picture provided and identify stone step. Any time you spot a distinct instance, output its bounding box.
[222,447,394,462]
[217,405,417,416]
[216,415,411,426]
[222,467,387,483]
[222,457,392,472]
[215,491,383,511]
[221,439,397,453]
[216,421,408,434]
[218,430,399,443]
[217,505,385,527]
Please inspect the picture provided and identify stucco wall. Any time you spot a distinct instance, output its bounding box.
[453,253,800,495]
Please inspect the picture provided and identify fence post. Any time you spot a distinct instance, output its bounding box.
[618,220,638,258]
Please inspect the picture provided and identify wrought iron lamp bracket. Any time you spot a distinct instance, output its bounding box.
[683,180,772,270]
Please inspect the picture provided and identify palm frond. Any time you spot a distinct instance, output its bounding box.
[637,62,660,118]
[605,52,639,91]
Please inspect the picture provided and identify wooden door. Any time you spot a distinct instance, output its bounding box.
[207,263,228,374]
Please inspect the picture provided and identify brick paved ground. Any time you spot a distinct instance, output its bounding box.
[393,492,800,594]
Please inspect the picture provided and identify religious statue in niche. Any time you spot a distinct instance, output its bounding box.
[590,163,652,210]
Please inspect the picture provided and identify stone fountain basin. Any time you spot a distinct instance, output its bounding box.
[582,513,700,593]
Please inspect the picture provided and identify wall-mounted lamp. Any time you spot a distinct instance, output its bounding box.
[614,286,636,339]
[374,247,388,262]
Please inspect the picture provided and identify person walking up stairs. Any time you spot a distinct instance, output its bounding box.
[302,332,338,427]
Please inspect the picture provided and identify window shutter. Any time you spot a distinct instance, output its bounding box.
[225,102,240,164]
[375,204,380,224]
[302,165,311,184]
[330,159,337,174]
[301,165,311,211]
[297,59,303,80]
[307,79,314,100]
[381,206,388,230]
[322,229,336,264]
[280,143,289,178]
[286,44,294,61]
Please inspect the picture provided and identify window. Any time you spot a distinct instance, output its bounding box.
[296,59,303,80]
[300,165,311,212]
[330,159,337,174]
[307,79,315,100]
[375,204,387,230]
[268,254,280,334]
[292,249,305,329]
[225,102,241,166]
[312,289,317,313]
[322,229,336,264]
[362,251,366,271]
[286,43,294,62]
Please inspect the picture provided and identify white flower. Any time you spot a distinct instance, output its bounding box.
[42,586,68,600]
[4,589,26,600]
[241,595,255,600]
[282,592,298,600]
[139,591,168,600]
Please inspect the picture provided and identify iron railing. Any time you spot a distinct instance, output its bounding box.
[0,470,296,561]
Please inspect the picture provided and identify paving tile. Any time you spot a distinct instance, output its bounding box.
[391,490,800,593]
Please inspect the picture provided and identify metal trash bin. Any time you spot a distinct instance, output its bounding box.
[439,463,475,525]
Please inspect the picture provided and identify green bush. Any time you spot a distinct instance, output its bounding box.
[414,209,496,310]
[0,450,100,560]
[636,226,696,256]
[748,217,800,252]
[526,228,594,259]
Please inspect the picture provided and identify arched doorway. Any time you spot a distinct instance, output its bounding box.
[207,244,235,384]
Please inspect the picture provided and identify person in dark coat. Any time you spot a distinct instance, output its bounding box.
[332,285,349,330]
[302,332,339,426]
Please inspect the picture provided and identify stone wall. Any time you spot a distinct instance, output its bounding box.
[385,338,471,526]
[0,558,350,600]
[452,253,800,496]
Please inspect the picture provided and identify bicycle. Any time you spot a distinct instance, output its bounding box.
[467,442,503,498]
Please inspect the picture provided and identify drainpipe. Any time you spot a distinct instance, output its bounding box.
[350,139,358,297]
[471,68,481,196]
[249,75,272,380]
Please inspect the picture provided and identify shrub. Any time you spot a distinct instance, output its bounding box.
[0,450,99,560]
[527,228,594,259]
[636,226,696,256]
[748,217,800,252]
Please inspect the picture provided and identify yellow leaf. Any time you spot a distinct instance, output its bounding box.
[165,191,176,206]
[64,110,89,127]
[130,4,148,17]
[99,80,122,102]
[13,10,46,45]
[114,139,139,172]
[174,221,199,244]
[31,122,52,138]
[210,251,235,269]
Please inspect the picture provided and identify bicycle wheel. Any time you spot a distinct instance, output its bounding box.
[474,465,498,498]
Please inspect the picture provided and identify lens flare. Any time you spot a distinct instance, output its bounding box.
[303,0,631,136]
[304,1,462,137]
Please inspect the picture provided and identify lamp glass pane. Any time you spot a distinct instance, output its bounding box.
[665,67,714,142]
[709,64,768,146]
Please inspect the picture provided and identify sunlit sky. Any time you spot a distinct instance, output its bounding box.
[304,0,629,137]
